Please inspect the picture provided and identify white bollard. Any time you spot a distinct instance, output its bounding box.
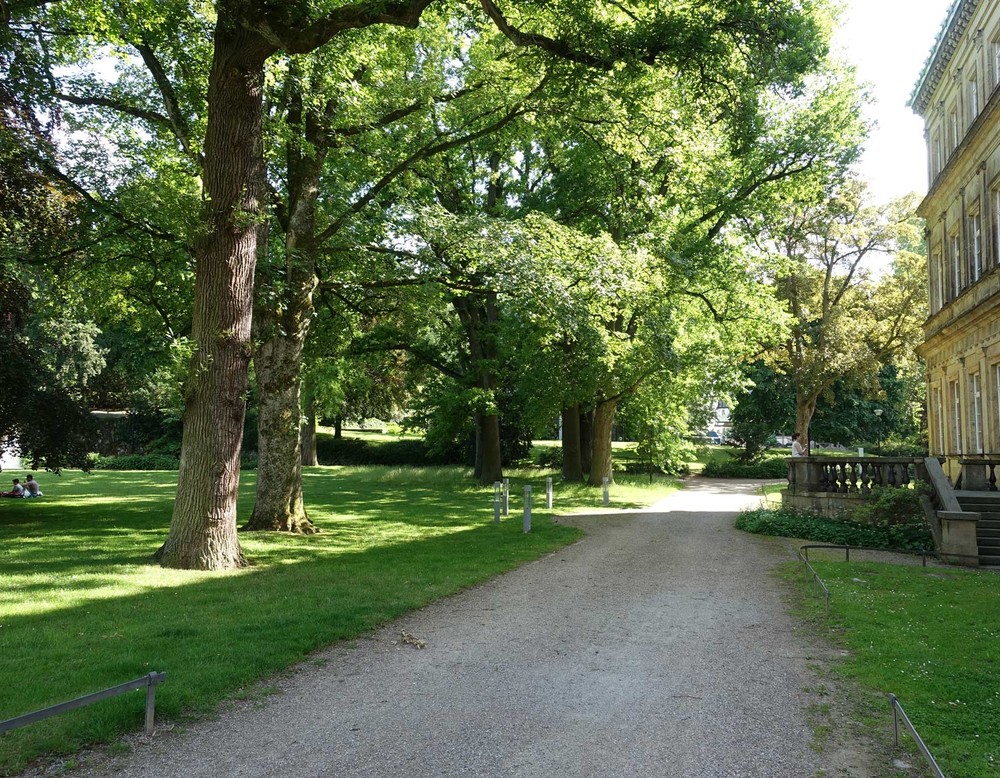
[546,477,553,509]
[858,447,865,458]
[503,478,510,516]
[602,477,609,506]
[493,481,501,524]
[523,485,532,533]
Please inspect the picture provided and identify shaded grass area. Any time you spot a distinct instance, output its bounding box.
[794,561,1000,777]
[0,466,675,774]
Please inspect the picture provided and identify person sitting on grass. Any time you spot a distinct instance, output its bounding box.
[2,478,25,497]
[24,474,42,497]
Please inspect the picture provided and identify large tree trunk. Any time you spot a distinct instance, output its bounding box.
[579,407,594,477]
[300,394,318,466]
[244,302,317,534]
[795,393,818,455]
[453,293,503,485]
[561,403,583,482]
[478,412,502,484]
[246,65,326,534]
[156,26,271,569]
[588,398,617,486]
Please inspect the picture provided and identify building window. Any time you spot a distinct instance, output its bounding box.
[933,386,946,455]
[969,71,980,120]
[995,364,1000,449]
[971,372,984,454]
[950,232,962,296]
[949,106,960,150]
[932,132,943,178]
[993,35,1000,87]
[993,186,1000,269]
[971,209,984,283]
[951,379,963,455]
[931,246,945,310]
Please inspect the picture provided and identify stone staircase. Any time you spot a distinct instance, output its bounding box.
[956,491,1000,566]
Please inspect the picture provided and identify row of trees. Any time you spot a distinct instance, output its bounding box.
[1,0,923,569]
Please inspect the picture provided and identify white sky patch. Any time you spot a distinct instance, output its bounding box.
[833,0,955,204]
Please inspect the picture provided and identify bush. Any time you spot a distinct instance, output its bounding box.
[702,458,788,478]
[314,436,465,467]
[735,505,933,552]
[88,453,181,471]
[532,446,563,469]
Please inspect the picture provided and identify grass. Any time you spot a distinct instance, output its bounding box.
[760,482,784,506]
[796,561,1000,777]
[0,465,677,775]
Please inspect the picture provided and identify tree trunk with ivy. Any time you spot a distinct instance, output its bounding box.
[588,398,617,486]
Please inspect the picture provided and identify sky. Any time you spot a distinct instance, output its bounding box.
[834,0,957,203]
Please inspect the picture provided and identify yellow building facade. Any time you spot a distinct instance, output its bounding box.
[913,0,1000,479]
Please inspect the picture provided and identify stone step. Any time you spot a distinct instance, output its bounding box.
[958,496,1000,506]
[980,554,1000,566]
[978,536,1000,548]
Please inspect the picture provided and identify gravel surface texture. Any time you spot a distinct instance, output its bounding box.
[72,478,881,778]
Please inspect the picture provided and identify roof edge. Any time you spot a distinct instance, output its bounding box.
[910,0,977,115]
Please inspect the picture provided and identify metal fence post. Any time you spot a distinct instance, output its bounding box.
[546,477,553,509]
[144,673,159,734]
[493,481,501,524]
[523,485,532,533]
[502,478,509,516]
[890,694,899,747]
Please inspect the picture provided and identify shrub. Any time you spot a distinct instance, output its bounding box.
[703,458,788,478]
[532,446,563,469]
[314,436,465,467]
[89,453,181,471]
[735,506,933,552]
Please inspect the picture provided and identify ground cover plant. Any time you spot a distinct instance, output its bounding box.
[800,561,1000,777]
[0,466,676,774]
[736,501,933,553]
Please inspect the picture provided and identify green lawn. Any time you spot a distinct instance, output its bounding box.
[0,466,676,774]
[800,561,1000,777]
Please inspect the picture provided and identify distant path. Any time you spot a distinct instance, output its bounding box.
[76,479,878,777]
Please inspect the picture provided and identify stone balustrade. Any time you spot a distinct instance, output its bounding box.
[786,456,919,496]
[958,458,1000,491]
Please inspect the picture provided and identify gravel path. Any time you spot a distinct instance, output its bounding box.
[77,478,879,778]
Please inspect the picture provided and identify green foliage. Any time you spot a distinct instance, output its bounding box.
[314,436,465,467]
[727,361,795,462]
[86,453,180,470]
[703,458,789,478]
[849,485,928,528]
[736,506,933,552]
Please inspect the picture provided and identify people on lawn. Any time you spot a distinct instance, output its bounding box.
[2,478,24,497]
[1,475,42,498]
[24,474,41,497]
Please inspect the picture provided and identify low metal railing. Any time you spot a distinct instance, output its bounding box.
[0,671,166,736]
[794,547,830,617]
[800,544,930,567]
[890,694,946,777]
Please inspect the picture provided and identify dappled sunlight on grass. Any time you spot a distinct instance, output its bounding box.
[0,464,679,773]
[0,465,635,774]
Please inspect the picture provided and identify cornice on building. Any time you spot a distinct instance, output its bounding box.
[910,0,978,115]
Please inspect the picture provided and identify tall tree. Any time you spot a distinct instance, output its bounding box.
[765,183,926,447]
[10,0,854,567]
